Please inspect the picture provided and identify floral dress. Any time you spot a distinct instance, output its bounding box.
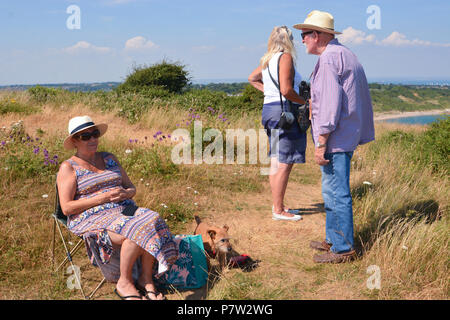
[65,152,178,274]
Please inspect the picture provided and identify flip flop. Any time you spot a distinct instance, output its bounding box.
[135,283,167,301]
[114,288,142,300]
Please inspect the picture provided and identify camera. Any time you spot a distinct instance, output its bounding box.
[299,81,311,104]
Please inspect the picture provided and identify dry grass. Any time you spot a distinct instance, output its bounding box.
[0,90,448,300]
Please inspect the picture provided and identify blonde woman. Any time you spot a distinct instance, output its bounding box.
[248,26,306,221]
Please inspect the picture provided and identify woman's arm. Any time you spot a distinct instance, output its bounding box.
[279,53,306,105]
[57,161,112,216]
[248,65,264,92]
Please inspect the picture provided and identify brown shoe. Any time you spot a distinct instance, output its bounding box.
[309,240,332,252]
[313,250,356,264]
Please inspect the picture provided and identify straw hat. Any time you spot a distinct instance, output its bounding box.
[293,10,342,35]
[63,115,108,150]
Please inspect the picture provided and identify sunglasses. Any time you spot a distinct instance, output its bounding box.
[75,129,100,141]
[301,30,320,40]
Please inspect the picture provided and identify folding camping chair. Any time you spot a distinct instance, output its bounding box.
[51,183,106,300]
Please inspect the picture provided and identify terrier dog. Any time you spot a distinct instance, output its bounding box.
[194,215,232,270]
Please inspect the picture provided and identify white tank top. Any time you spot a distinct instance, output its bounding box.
[262,52,302,104]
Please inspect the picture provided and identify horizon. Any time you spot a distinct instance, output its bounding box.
[1,77,450,88]
[1,1,449,86]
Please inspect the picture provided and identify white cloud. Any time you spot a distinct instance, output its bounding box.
[337,27,450,48]
[337,27,375,45]
[377,31,450,47]
[63,41,112,54]
[124,36,159,51]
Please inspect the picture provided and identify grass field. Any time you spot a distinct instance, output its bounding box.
[0,90,448,300]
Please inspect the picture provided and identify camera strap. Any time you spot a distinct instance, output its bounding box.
[267,53,292,114]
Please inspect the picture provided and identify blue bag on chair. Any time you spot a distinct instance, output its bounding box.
[154,234,208,289]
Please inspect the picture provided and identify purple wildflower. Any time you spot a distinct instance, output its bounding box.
[1,141,5,147]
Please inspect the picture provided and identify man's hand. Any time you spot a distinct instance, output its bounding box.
[315,146,330,166]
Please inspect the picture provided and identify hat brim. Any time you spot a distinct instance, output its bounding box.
[292,23,342,34]
[63,123,108,150]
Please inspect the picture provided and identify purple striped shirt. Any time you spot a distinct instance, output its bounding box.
[310,39,375,153]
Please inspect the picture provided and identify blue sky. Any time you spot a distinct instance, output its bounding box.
[0,0,449,85]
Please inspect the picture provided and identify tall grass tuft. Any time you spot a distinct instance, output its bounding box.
[351,120,449,299]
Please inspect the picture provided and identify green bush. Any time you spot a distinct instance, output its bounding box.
[0,121,61,180]
[0,98,38,115]
[118,60,190,94]
[417,117,450,173]
[117,144,179,179]
[28,86,59,104]
[239,83,264,106]
[368,117,450,174]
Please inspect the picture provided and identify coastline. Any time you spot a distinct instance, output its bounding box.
[374,108,450,121]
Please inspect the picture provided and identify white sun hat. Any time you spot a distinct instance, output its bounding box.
[293,10,342,35]
[63,115,108,150]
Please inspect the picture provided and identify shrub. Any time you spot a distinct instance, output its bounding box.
[0,121,61,180]
[239,83,264,106]
[416,117,450,173]
[0,98,38,115]
[28,86,59,104]
[118,60,190,94]
[367,117,449,174]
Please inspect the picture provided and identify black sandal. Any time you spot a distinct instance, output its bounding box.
[114,288,142,300]
[135,283,166,300]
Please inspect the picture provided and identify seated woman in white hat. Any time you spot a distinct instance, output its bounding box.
[57,115,178,300]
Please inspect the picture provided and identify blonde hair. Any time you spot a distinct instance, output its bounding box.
[260,26,297,69]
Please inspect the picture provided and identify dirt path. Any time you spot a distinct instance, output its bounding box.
[166,177,365,300]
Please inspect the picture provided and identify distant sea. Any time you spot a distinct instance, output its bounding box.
[193,78,450,86]
[381,114,449,125]
[367,78,450,86]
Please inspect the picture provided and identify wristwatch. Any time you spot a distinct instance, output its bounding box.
[316,142,326,148]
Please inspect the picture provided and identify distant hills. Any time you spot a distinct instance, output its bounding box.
[0,82,121,92]
[1,80,449,95]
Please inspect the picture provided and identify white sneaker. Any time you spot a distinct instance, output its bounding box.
[272,209,302,221]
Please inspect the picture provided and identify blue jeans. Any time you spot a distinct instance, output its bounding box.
[320,152,354,253]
